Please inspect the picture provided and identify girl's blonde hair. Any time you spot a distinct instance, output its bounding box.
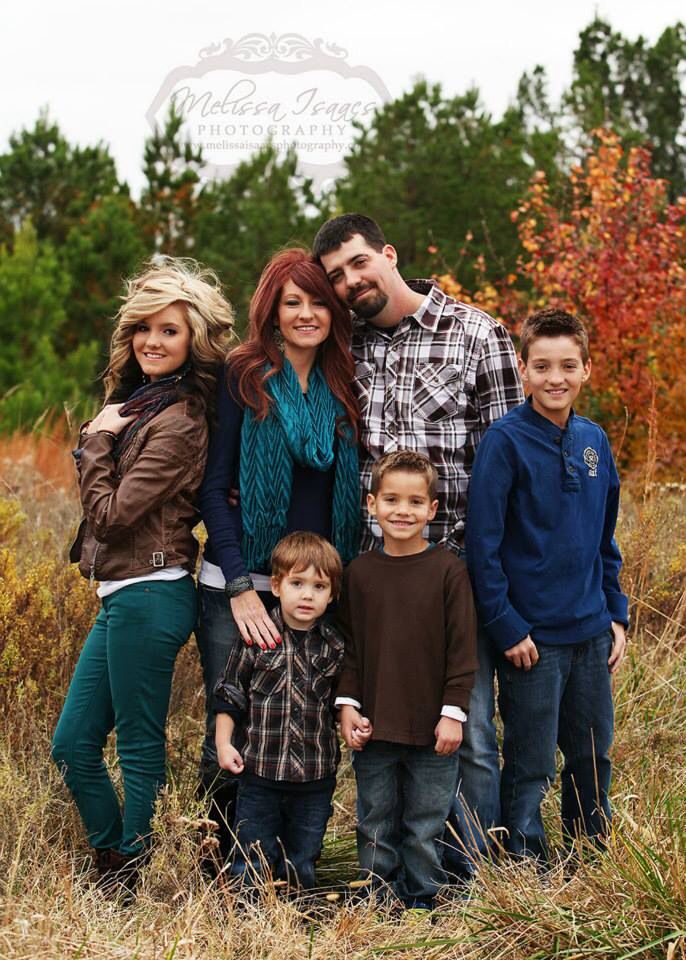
[104,257,236,413]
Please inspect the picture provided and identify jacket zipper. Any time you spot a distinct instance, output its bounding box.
[89,543,100,586]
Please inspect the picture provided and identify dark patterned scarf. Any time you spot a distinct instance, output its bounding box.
[113,363,191,462]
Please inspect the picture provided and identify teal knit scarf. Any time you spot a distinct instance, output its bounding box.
[239,359,360,571]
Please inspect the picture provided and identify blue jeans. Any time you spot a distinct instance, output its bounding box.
[195,583,251,853]
[445,622,501,879]
[195,583,243,772]
[498,628,614,864]
[352,740,459,907]
[231,777,335,889]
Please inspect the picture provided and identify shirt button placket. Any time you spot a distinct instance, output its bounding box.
[561,434,579,488]
[384,346,398,451]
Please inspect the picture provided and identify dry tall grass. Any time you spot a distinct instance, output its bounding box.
[1,432,685,959]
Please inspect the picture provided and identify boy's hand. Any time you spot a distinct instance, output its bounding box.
[340,705,372,751]
[351,715,373,749]
[216,740,245,774]
[504,634,539,670]
[434,717,463,755]
[608,621,627,674]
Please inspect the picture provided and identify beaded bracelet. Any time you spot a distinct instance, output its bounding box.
[224,575,255,599]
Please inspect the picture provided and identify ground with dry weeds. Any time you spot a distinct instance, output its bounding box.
[1,431,685,959]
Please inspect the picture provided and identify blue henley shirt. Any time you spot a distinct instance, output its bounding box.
[465,398,629,651]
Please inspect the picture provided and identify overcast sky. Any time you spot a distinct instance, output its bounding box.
[3,0,684,196]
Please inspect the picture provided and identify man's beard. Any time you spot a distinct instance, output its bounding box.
[348,285,388,319]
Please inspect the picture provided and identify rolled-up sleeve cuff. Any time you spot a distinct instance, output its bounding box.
[484,606,532,652]
[335,697,362,710]
[211,696,242,718]
[441,704,468,722]
[212,680,248,717]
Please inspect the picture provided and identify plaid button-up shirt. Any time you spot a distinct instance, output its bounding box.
[354,280,524,553]
[213,607,344,783]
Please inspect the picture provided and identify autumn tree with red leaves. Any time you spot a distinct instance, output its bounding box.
[513,130,686,471]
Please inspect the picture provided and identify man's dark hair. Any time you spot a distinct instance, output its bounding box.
[520,308,590,364]
[313,214,386,261]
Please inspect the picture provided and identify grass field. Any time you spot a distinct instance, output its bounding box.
[1,429,685,959]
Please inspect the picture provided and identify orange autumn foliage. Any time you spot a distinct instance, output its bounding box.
[513,130,686,472]
[434,130,686,475]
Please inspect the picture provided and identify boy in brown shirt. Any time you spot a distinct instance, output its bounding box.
[336,451,477,911]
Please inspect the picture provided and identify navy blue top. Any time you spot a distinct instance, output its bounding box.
[465,399,629,651]
[199,372,335,582]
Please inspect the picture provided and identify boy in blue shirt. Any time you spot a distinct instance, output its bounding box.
[466,308,628,864]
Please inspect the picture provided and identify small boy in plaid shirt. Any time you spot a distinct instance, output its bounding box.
[213,531,359,889]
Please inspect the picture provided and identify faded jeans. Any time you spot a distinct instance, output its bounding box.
[498,628,614,864]
[444,622,501,879]
[353,740,459,907]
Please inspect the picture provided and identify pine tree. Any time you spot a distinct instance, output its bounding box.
[0,222,98,429]
[140,104,203,255]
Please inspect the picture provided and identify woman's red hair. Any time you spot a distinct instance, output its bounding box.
[228,247,359,438]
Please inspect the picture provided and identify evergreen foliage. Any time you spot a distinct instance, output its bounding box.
[1,17,684,432]
[0,222,98,429]
[0,109,123,248]
[331,79,561,285]
[194,142,317,330]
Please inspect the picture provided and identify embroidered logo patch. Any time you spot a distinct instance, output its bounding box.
[583,447,599,477]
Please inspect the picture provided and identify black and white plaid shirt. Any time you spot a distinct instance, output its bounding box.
[354,279,524,553]
[213,607,344,783]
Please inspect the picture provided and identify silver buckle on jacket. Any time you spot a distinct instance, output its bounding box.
[151,551,165,568]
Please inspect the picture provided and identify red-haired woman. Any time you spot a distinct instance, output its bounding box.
[195,248,360,851]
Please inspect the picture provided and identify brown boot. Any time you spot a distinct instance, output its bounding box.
[93,848,142,901]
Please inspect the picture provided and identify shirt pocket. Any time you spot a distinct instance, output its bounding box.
[250,650,287,697]
[310,641,344,698]
[412,363,464,423]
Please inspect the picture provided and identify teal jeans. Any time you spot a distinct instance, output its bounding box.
[52,577,196,855]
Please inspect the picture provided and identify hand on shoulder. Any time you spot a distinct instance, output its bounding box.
[86,404,135,436]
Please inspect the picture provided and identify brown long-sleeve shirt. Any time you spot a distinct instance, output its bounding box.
[336,545,477,746]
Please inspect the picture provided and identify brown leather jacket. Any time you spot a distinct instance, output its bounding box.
[73,400,208,582]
